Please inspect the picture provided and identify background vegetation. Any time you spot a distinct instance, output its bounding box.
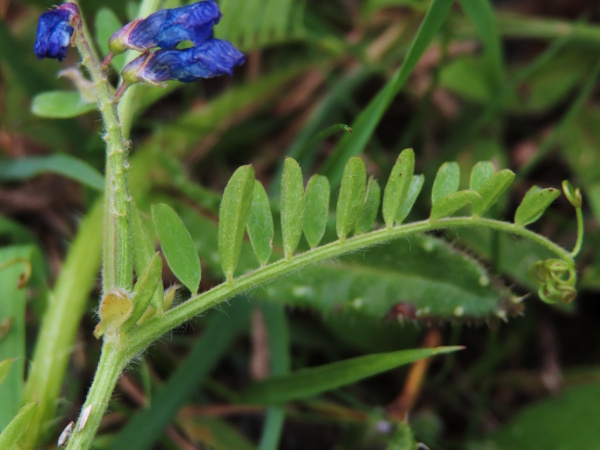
[1,0,599,448]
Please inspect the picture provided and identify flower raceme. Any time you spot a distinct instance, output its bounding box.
[108,0,221,54]
[34,3,79,61]
[122,39,245,86]
[34,1,244,98]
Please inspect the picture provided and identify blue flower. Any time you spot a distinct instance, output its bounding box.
[122,39,245,85]
[34,3,79,61]
[109,1,221,55]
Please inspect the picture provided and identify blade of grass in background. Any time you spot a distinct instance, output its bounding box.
[243,347,462,404]
[111,301,251,450]
[257,303,290,450]
[458,0,505,89]
[321,0,453,188]
[0,154,105,192]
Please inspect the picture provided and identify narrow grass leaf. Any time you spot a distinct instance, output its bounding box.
[383,148,415,228]
[514,186,561,226]
[243,347,462,404]
[258,303,290,450]
[0,359,14,390]
[0,403,37,449]
[459,0,504,88]
[31,91,95,119]
[337,157,367,240]
[0,154,104,191]
[356,177,381,234]
[430,190,481,221]
[247,180,274,265]
[469,161,495,192]
[124,253,162,329]
[321,0,453,187]
[281,158,305,258]
[218,166,255,280]
[472,169,516,216]
[303,175,330,248]
[396,175,424,224]
[432,162,460,204]
[153,203,201,293]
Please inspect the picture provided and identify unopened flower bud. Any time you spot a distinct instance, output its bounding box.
[109,1,221,55]
[122,39,245,86]
[34,3,79,61]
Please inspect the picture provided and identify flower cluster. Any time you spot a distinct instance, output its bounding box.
[34,3,79,61]
[33,1,244,93]
[114,1,245,87]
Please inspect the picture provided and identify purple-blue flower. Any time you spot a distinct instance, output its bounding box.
[122,39,245,85]
[109,1,221,55]
[34,3,79,61]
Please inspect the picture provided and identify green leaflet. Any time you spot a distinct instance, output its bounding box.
[355,177,381,234]
[153,203,201,293]
[383,149,415,228]
[31,91,96,119]
[514,186,561,226]
[242,347,460,404]
[396,175,424,224]
[281,158,305,258]
[131,204,163,312]
[336,157,367,240]
[430,191,481,221]
[469,161,496,192]
[431,162,460,203]
[124,253,163,329]
[247,180,274,265]
[218,166,255,280]
[303,175,330,248]
[472,169,515,216]
[0,403,37,449]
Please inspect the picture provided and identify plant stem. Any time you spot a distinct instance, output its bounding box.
[65,337,128,450]
[72,1,132,292]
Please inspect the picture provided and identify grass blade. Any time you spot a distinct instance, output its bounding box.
[243,347,462,404]
[321,0,454,187]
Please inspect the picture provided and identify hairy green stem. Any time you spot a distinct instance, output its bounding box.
[65,337,128,450]
[72,1,132,292]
